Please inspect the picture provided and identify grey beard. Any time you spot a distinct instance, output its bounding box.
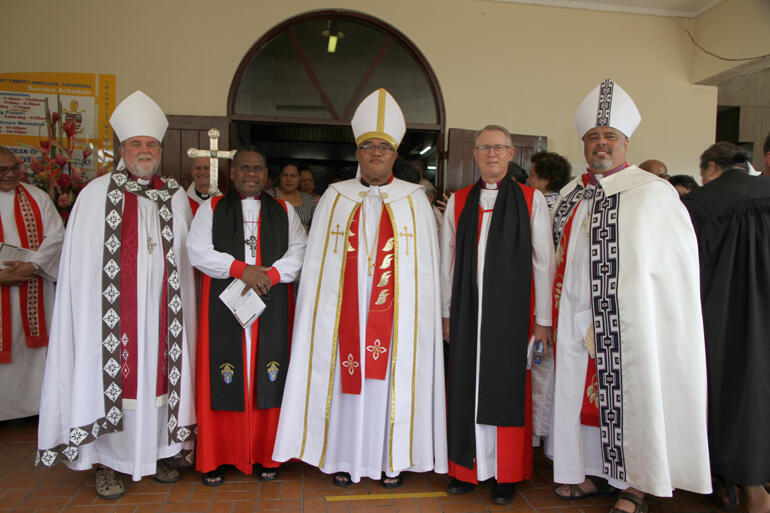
[591,158,613,171]
[127,160,159,178]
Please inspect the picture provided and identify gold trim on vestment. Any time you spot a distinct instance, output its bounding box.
[386,204,399,474]
[377,89,386,133]
[319,201,360,468]
[407,196,418,467]
[300,193,341,459]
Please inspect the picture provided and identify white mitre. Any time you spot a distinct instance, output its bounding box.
[574,79,641,138]
[110,90,168,170]
[351,88,406,149]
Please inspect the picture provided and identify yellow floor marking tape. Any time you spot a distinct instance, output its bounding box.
[326,491,447,502]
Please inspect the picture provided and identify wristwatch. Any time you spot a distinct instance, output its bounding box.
[31,263,42,276]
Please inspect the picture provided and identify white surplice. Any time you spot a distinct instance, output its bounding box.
[0,183,64,421]
[37,174,197,481]
[186,196,307,385]
[273,178,447,483]
[439,186,554,481]
[545,167,711,497]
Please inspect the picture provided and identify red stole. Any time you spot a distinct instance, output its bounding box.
[0,185,47,364]
[338,204,395,394]
[552,174,599,427]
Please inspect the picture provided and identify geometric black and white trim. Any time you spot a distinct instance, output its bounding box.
[589,185,626,481]
[552,183,585,248]
[36,171,196,468]
[596,79,614,128]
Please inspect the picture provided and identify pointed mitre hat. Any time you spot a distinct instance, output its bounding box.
[574,79,641,138]
[351,88,406,149]
[110,90,168,143]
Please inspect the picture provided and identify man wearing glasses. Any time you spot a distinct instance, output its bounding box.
[0,146,64,422]
[274,89,447,489]
[440,125,555,504]
[187,146,306,486]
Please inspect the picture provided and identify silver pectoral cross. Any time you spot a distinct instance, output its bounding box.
[187,128,236,196]
[147,236,157,254]
[245,235,258,258]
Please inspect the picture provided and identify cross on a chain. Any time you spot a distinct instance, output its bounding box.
[187,128,236,196]
[331,224,345,253]
[245,235,258,258]
[147,236,157,254]
[399,225,414,256]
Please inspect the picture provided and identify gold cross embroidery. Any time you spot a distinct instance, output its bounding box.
[399,225,414,256]
[331,224,345,253]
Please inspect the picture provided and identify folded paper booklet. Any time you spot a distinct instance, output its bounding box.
[218,278,266,328]
[0,243,35,269]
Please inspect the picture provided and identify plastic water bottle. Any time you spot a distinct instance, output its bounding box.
[534,340,545,365]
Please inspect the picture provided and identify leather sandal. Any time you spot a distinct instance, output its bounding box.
[202,467,225,487]
[554,475,616,500]
[95,466,125,499]
[258,465,279,481]
[153,460,181,483]
[380,473,402,488]
[610,491,648,513]
[333,472,352,488]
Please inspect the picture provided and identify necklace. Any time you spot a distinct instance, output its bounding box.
[360,192,382,276]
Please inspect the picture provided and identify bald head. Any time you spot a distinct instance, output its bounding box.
[639,159,669,179]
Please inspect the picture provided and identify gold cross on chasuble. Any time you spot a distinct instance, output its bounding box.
[399,225,414,256]
[187,128,236,196]
[331,224,345,253]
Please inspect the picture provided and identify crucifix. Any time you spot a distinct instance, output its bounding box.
[245,235,258,258]
[147,236,157,254]
[399,225,414,256]
[331,224,345,253]
[186,128,236,196]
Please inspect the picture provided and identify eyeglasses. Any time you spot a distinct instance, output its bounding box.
[359,143,394,153]
[237,165,266,173]
[475,145,512,154]
[0,163,21,174]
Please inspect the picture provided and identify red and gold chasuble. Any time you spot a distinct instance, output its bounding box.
[0,185,47,364]
[338,204,395,394]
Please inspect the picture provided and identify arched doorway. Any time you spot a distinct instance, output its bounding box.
[227,10,445,192]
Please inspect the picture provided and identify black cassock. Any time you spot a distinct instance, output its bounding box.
[683,169,770,486]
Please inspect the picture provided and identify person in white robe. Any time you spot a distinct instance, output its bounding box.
[37,91,197,499]
[186,157,220,215]
[273,89,447,487]
[0,146,64,421]
[440,125,554,504]
[546,79,711,513]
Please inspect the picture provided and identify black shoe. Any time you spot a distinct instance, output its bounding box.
[491,482,515,504]
[447,478,476,494]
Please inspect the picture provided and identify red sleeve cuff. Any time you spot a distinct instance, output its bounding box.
[229,260,247,279]
[266,267,281,286]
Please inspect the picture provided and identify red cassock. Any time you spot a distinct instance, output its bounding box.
[188,197,200,216]
[448,183,535,484]
[195,222,294,475]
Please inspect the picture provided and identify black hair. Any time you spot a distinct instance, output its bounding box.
[531,151,572,192]
[232,145,267,166]
[668,174,700,192]
[699,142,749,172]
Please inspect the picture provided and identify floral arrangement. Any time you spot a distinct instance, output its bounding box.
[19,96,111,223]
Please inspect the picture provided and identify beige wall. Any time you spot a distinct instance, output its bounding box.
[1,0,720,175]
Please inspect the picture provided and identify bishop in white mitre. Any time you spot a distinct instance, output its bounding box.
[37,91,197,499]
[546,79,711,512]
[273,89,447,487]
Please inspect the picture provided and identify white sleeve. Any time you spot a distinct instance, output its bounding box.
[186,199,234,279]
[29,189,65,281]
[531,190,555,326]
[271,203,307,283]
[439,193,457,318]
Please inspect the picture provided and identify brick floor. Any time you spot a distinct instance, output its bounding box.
[0,418,728,513]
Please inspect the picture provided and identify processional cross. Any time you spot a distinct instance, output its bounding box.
[186,128,236,196]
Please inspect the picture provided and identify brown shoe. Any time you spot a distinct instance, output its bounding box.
[153,460,181,483]
[95,467,125,499]
[610,491,648,513]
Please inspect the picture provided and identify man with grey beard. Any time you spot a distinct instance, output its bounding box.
[547,79,710,513]
[38,91,197,499]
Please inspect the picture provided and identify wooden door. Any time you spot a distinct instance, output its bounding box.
[445,128,547,193]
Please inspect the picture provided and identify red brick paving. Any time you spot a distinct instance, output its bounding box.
[0,418,727,512]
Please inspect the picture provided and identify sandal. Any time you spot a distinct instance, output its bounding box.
[610,491,648,513]
[95,466,125,499]
[554,475,616,500]
[711,478,738,511]
[153,460,181,483]
[202,467,225,487]
[258,465,279,481]
[333,472,352,488]
[380,473,402,489]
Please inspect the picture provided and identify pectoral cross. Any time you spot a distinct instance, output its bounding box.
[331,224,345,253]
[187,128,236,196]
[147,236,157,254]
[399,225,414,256]
[245,235,258,258]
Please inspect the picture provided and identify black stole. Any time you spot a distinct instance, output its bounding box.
[448,178,533,469]
[208,189,290,411]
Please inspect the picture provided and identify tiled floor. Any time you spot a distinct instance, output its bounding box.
[1,418,727,513]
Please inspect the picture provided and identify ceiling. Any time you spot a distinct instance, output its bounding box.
[491,0,723,17]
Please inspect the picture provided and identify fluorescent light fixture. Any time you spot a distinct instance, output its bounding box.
[419,145,431,155]
[328,35,338,53]
[427,165,437,170]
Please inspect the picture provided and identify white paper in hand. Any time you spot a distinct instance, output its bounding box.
[218,278,266,328]
[0,243,35,269]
